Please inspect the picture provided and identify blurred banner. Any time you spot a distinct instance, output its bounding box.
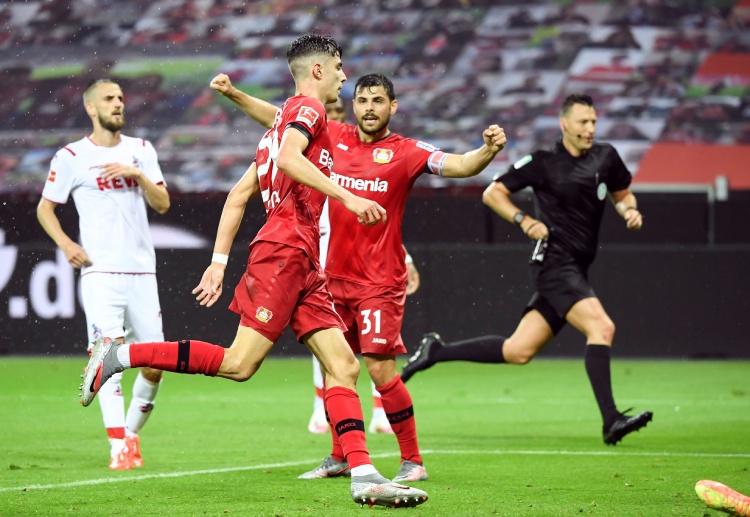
[2,244,748,358]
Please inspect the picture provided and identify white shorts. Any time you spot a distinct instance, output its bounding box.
[81,273,164,350]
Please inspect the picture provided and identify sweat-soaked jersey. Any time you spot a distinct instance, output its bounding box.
[251,95,332,269]
[324,120,443,287]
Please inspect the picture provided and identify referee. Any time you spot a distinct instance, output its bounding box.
[402,94,652,445]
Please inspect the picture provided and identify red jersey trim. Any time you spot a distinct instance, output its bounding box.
[63,147,76,156]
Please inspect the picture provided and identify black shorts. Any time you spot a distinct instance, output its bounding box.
[523,246,596,335]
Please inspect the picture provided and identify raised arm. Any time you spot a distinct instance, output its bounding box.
[610,188,642,231]
[440,124,507,179]
[210,73,279,129]
[36,197,92,268]
[193,162,261,307]
[482,181,549,240]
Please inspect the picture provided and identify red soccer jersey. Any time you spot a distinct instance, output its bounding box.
[324,120,440,287]
[251,95,333,268]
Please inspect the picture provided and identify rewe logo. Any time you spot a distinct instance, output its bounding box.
[331,171,389,193]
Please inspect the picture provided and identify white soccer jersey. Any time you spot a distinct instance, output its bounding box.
[42,135,166,275]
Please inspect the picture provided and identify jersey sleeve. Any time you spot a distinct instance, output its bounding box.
[41,149,77,204]
[407,139,443,177]
[605,145,632,192]
[141,139,166,187]
[493,152,541,193]
[284,97,327,141]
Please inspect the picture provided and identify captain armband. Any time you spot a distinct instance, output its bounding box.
[426,151,449,177]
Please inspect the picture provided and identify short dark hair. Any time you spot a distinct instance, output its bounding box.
[353,73,396,101]
[560,93,594,116]
[286,32,342,67]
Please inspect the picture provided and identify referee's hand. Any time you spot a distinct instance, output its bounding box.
[624,208,643,230]
[522,219,549,240]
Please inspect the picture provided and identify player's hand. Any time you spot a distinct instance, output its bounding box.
[624,207,643,231]
[521,218,549,240]
[98,163,141,181]
[346,195,387,226]
[483,125,507,154]
[192,264,225,307]
[210,74,234,96]
[406,262,420,295]
[63,241,92,268]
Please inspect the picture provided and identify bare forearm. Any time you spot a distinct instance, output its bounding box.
[37,203,74,249]
[223,87,277,128]
[445,145,498,178]
[138,175,170,214]
[276,152,353,205]
[213,196,246,255]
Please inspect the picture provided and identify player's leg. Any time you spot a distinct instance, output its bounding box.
[80,274,131,470]
[365,354,427,482]
[368,381,393,434]
[123,274,164,467]
[401,309,553,382]
[295,277,427,507]
[308,354,328,433]
[566,297,652,444]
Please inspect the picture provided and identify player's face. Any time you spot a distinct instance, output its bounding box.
[326,100,346,122]
[560,103,596,154]
[322,55,347,104]
[353,85,395,136]
[91,83,125,133]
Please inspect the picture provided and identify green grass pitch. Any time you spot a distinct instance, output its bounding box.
[1,356,748,516]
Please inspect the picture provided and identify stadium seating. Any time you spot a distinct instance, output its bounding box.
[0,0,748,194]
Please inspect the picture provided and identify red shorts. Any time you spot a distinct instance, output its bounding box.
[327,277,407,356]
[229,241,345,343]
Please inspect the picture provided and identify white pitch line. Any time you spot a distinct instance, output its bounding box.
[2,449,748,493]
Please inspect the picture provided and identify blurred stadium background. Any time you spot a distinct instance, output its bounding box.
[0,0,749,357]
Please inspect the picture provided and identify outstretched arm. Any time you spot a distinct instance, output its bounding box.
[210,73,278,129]
[482,181,549,240]
[193,162,261,307]
[440,124,507,179]
[611,189,642,230]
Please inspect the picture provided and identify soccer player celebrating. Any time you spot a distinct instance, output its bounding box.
[209,72,506,482]
[308,98,418,436]
[80,33,428,509]
[401,94,653,446]
[38,79,170,470]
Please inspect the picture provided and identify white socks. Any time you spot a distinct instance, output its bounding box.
[125,371,161,435]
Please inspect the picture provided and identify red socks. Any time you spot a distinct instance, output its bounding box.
[324,386,370,468]
[377,374,422,464]
[129,340,224,376]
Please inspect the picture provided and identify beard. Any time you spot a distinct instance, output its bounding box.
[357,115,389,136]
[99,113,124,133]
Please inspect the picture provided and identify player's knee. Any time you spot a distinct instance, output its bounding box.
[502,338,534,365]
[595,318,616,344]
[140,367,162,383]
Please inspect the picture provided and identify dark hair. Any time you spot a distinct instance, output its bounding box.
[353,73,396,100]
[286,32,342,65]
[560,93,594,116]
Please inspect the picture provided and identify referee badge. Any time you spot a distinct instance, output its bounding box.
[255,306,273,323]
[597,182,607,200]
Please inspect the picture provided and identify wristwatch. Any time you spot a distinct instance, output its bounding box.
[513,211,526,225]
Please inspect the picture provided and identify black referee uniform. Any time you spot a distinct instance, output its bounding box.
[496,139,632,334]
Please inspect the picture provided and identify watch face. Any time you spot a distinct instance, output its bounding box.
[514,212,525,224]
